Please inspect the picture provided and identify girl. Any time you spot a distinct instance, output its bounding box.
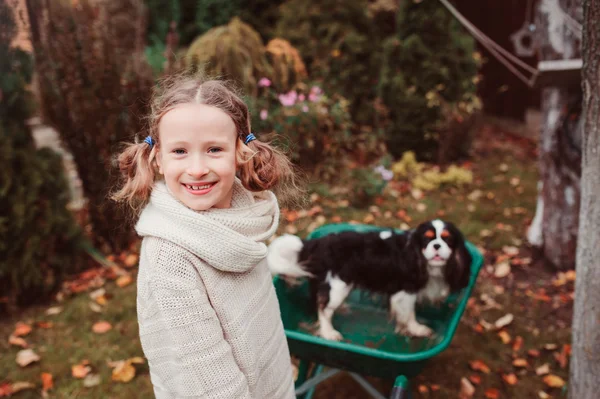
[113,74,299,398]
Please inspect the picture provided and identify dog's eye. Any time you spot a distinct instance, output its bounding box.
[425,230,435,238]
[441,230,450,238]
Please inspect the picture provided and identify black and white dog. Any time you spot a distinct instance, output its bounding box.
[268,220,472,341]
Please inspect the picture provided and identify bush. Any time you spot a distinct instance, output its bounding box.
[248,81,353,178]
[186,17,271,96]
[1,1,83,307]
[265,38,307,93]
[27,0,153,253]
[276,0,388,125]
[378,0,481,162]
[349,165,390,208]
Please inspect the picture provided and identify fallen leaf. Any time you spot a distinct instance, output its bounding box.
[330,216,342,223]
[430,384,440,391]
[418,385,428,394]
[9,335,28,348]
[484,388,500,399]
[460,377,475,398]
[536,363,550,376]
[503,373,518,385]
[512,358,528,368]
[502,246,519,256]
[124,254,139,268]
[9,382,35,394]
[544,343,558,351]
[36,321,53,329]
[543,374,565,388]
[110,360,136,383]
[45,306,63,316]
[468,375,481,385]
[16,349,40,367]
[498,330,511,344]
[528,349,541,357]
[494,313,514,329]
[363,214,375,224]
[0,383,12,397]
[83,374,101,387]
[494,261,511,278]
[416,203,427,212]
[555,344,570,369]
[469,360,491,374]
[72,363,92,379]
[92,321,112,334]
[538,391,550,399]
[41,373,53,392]
[512,336,523,352]
[13,322,32,337]
[116,275,133,288]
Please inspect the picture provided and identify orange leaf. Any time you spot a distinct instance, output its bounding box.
[430,384,440,391]
[528,349,540,357]
[469,360,491,374]
[36,321,53,329]
[498,330,511,344]
[512,336,523,352]
[124,254,139,268]
[13,322,32,337]
[116,275,133,288]
[92,321,112,334]
[503,373,518,385]
[512,358,528,368]
[110,360,136,383]
[468,375,481,385]
[0,383,12,397]
[41,373,53,392]
[8,335,28,348]
[418,385,428,393]
[72,363,92,379]
[285,210,299,223]
[484,388,500,399]
[543,374,565,388]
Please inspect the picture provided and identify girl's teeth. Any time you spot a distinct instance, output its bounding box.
[187,184,212,190]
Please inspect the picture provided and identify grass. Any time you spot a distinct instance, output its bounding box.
[1,129,573,398]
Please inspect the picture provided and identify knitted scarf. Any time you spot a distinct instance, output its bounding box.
[135,179,279,273]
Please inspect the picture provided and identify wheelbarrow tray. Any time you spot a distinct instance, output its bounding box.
[273,223,484,379]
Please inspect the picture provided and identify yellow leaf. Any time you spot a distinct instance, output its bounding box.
[543,374,566,388]
[469,360,491,374]
[92,321,112,334]
[10,382,35,394]
[111,360,136,383]
[498,330,511,344]
[116,275,133,288]
[502,373,518,385]
[512,358,528,368]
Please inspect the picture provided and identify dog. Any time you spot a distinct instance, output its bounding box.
[267,219,472,341]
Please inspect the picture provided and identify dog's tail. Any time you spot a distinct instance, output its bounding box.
[267,235,313,277]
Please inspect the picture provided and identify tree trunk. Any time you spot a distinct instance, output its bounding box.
[569,0,600,395]
[527,0,583,270]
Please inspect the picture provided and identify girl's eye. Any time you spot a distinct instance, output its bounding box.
[173,149,186,155]
[208,147,222,154]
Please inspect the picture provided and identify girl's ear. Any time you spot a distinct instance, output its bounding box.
[155,149,163,175]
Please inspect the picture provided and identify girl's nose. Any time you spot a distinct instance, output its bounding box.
[186,156,209,177]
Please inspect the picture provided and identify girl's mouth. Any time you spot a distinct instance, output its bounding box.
[183,182,216,195]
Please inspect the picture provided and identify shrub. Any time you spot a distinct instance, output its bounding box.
[265,38,307,93]
[1,0,83,307]
[248,81,353,178]
[26,0,154,252]
[276,0,386,125]
[186,17,271,96]
[349,166,390,208]
[378,0,481,162]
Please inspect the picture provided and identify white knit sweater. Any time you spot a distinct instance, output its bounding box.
[135,180,295,399]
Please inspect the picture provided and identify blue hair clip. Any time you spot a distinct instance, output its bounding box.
[144,136,155,148]
[244,133,257,145]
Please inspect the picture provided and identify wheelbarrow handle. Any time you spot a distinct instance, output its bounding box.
[390,376,411,399]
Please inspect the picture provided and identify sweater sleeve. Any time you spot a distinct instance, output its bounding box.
[146,246,252,398]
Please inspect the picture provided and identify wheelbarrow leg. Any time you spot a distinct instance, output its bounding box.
[390,376,411,399]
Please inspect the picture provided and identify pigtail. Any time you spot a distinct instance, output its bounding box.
[111,137,157,212]
[237,137,306,208]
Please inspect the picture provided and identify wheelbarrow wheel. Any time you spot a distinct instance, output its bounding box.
[390,376,411,399]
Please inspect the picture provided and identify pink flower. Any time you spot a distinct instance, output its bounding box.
[278,91,298,107]
[299,94,306,102]
[302,105,309,113]
[308,86,323,103]
[258,77,271,88]
[260,109,268,120]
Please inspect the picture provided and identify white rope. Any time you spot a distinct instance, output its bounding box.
[438,0,538,87]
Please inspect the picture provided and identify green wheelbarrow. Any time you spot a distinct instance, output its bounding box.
[272,223,484,399]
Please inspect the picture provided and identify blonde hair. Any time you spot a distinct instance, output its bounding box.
[112,73,303,213]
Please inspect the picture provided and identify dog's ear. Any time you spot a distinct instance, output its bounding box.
[405,231,429,288]
[444,223,472,292]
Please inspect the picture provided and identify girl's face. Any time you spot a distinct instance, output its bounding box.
[156,103,238,211]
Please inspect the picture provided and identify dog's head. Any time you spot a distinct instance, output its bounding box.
[408,219,472,290]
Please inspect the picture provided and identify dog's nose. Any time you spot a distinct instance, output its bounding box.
[433,243,441,250]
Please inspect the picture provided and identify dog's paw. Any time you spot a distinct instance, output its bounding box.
[395,322,433,338]
[319,328,344,341]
